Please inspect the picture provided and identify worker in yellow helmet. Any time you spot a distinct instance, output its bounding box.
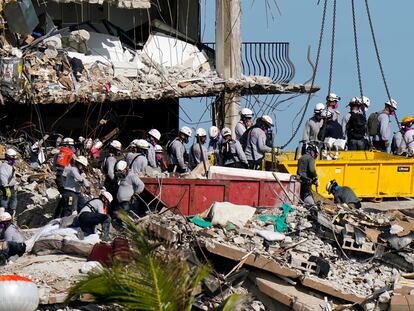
[391,115,414,155]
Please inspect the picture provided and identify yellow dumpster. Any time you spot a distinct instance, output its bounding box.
[265,150,414,200]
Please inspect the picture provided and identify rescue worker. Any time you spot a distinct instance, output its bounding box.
[297,144,319,205]
[245,115,273,170]
[220,128,248,168]
[326,93,341,122]
[0,149,18,216]
[129,139,149,175]
[146,129,161,168]
[403,118,414,155]
[0,212,23,243]
[53,137,75,193]
[155,145,168,172]
[235,108,254,140]
[167,126,192,173]
[77,191,112,241]
[360,96,371,113]
[102,140,122,208]
[208,126,222,165]
[126,139,139,165]
[189,128,209,169]
[342,97,360,139]
[370,99,398,152]
[56,156,90,218]
[344,98,368,150]
[391,116,414,155]
[302,103,325,143]
[326,179,361,209]
[317,110,343,141]
[115,160,145,213]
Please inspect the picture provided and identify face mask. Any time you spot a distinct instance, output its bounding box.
[156,153,163,161]
[7,159,16,165]
[0,224,4,230]
[78,167,84,174]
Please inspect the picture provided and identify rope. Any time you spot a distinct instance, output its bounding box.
[327,0,336,96]
[351,0,364,100]
[279,0,328,149]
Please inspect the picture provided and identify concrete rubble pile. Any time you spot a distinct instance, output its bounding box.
[142,200,414,311]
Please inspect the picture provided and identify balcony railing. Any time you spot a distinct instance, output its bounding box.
[203,42,295,83]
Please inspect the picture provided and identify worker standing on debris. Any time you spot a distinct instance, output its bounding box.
[326,93,341,122]
[103,140,122,200]
[0,149,18,217]
[297,144,319,205]
[245,115,273,170]
[220,128,248,168]
[208,126,222,166]
[146,129,161,168]
[155,145,168,172]
[326,180,361,209]
[167,127,192,174]
[189,128,209,169]
[391,116,414,155]
[115,160,145,214]
[53,137,75,193]
[235,108,254,140]
[302,103,325,143]
[368,99,397,152]
[56,156,90,218]
[129,139,149,175]
[77,191,112,241]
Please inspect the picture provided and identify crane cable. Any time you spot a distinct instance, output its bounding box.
[327,0,337,96]
[351,0,364,101]
[279,0,328,149]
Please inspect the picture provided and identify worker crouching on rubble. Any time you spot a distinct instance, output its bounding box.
[326,179,361,209]
[147,129,161,168]
[77,191,112,241]
[0,212,26,262]
[220,128,248,168]
[189,128,209,170]
[167,126,192,174]
[55,156,90,218]
[129,139,149,175]
[245,115,274,170]
[0,149,18,217]
[297,144,319,205]
[115,160,145,214]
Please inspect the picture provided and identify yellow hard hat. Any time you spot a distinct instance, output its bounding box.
[401,116,414,125]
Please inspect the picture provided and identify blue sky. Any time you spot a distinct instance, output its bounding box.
[179,0,411,150]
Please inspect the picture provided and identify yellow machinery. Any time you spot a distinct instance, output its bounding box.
[265,150,414,200]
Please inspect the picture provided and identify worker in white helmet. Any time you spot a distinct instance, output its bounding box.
[369,99,398,152]
[126,139,139,165]
[343,97,368,151]
[167,127,192,173]
[220,128,248,168]
[0,212,25,258]
[129,139,149,175]
[208,126,222,166]
[55,156,90,218]
[115,160,145,213]
[102,140,123,205]
[154,145,167,172]
[245,115,273,170]
[302,103,325,143]
[77,191,113,241]
[326,93,341,122]
[146,129,161,168]
[189,128,209,170]
[0,149,18,217]
[235,108,254,141]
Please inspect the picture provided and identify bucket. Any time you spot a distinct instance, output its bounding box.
[56,147,74,167]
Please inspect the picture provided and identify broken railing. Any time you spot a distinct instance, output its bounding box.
[203,42,296,83]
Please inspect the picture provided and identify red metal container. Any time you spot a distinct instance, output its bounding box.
[142,176,300,215]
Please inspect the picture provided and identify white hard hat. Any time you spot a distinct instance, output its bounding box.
[5,148,17,157]
[75,155,88,167]
[136,139,150,150]
[154,144,163,153]
[361,96,370,107]
[63,137,75,146]
[314,103,325,113]
[110,140,122,151]
[221,127,232,137]
[85,138,93,150]
[93,140,103,150]
[100,190,113,203]
[130,139,139,147]
[326,93,341,101]
[78,136,85,143]
[385,99,397,110]
[196,128,207,137]
[261,115,274,127]
[209,126,220,139]
[115,160,128,171]
[348,97,360,106]
[148,129,161,141]
[240,108,253,118]
[321,109,333,119]
[180,126,192,137]
[326,179,338,194]
[0,212,12,222]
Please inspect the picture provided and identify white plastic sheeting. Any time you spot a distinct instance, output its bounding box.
[210,202,256,228]
[208,166,293,182]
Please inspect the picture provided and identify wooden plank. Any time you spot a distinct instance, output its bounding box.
[205,240,299,278]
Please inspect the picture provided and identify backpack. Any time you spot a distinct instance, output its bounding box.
[367,112,380,136]
[347,112,367,140]
[220,140,237,162]
[239,126,254,151]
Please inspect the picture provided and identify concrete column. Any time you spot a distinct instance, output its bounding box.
[215,0,241,134]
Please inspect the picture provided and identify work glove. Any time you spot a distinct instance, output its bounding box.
[5,187,11,198]
[313,178,319,187]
